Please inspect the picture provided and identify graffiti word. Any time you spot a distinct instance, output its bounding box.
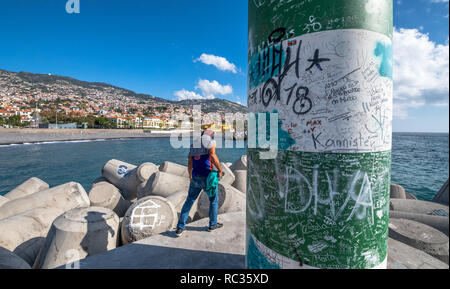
[117,165,128,177]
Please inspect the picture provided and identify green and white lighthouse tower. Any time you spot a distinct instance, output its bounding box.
[247,0,393,269]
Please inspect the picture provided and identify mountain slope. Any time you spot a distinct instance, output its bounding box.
[0,69,247,113]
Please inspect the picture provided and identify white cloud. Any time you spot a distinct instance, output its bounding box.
[195,54,238,73]
[430,0,448,3]
[174,79,233,100]
[393,28,449,118]
[174,89,203,101]
[195,79,233,99]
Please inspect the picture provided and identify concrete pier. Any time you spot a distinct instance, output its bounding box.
[159,161,189,178]
[0,207,65,266]
[88,182,132,218]
[3,177,49,201]
[389,218,449,264]
[33,206,120,269]
[0,182,90,220]
[121,196,177,245]
[247,0,393,269]
[139,171,190,199]
[387,238,448,269]
[102,159,141,201]
[0,247,31,269]
[68,212,245,269]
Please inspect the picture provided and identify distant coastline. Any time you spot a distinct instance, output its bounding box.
[0,129,447,146]
[0,128,181,146]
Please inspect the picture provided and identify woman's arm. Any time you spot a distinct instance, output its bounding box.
[209,143,223,179]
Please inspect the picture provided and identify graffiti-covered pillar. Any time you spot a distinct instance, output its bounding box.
[246,0,393,269]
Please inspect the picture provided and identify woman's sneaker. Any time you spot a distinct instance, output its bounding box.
[208,223,224,232]
[176,228,184,237]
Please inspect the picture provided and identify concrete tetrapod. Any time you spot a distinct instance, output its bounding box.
[230,155,247,171]
[88,182,132,218]
[91,177,109,186]
[102,159,141,201]
[197,183,235,219]
[390,199,449,217]
[138,171,190,199]
[390,211,449,236]
[167,190,198,223]
[137,181,147,199]
[390,183,406,199]
[159,161,189,178]
[220,162,235,186]
[137,162,159,183]
[387,238,448,269]
[0,196,8,208]
[405,192,418,200]
[231,170,247,194]
[3,177,49,201]
[389,218,449,264]
[0,247,31,269]
[0,207,65,266]
[33,206,119,269]
[70,212,245,269]
[226,189,246,214]
[0,182,90,220]
[121,196,177,245]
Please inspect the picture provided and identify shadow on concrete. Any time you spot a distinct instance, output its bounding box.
[80,212,115,257]
[160,225,209,239]
[13,237,45,266]
[67,243,245,269]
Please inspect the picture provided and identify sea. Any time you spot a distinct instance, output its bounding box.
[0,133,448,201]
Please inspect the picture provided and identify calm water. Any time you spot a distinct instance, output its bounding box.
[0,133,448,200]
[0,138,246,195]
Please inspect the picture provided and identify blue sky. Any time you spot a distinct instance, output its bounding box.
[0,0,448,132]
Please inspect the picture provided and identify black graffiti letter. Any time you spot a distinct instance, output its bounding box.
[261,79,278,107]
[268,28,286,77]
[293,86,312,115]
[306,49,330,71]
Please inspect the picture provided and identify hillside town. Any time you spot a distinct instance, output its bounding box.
[0,69,247,132]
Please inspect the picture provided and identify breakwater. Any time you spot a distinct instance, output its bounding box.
[0,153,448,269]
[0,156,248,269]
[0,128,179,145]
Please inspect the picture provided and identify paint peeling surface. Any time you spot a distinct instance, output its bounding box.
[248,29,393,153]
[246,149,391,269]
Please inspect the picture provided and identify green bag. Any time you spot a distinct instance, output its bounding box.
[205,170,219,198]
